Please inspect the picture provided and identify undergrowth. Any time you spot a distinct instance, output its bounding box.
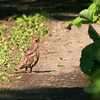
[0,12,50,85]
[66,0,100,99]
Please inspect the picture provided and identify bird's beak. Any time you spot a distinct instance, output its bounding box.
[13,68,18,72]
[36,38,40,43]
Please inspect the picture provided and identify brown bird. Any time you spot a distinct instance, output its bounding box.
[14,36,39,73]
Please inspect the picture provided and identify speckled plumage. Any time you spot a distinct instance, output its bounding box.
[14,36,39,73]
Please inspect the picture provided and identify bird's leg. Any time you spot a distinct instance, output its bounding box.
[25,66,28,73]
[30,66,33,73]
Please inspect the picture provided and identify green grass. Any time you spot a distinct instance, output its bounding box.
[0,11,50,85]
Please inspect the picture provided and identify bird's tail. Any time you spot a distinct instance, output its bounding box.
[14,63,24,71]
[14,57,27,72]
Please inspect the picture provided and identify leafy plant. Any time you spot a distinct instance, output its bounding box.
[81,25,100,100]
[80,24,100,75]
[65,0,100,30]
[0,12,50,85]
[65,0,100,99]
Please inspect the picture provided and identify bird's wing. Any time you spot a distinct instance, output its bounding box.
[15,56,27,69]
[24,51,36,66]
[31,52,39,67]
[25,50,34,56]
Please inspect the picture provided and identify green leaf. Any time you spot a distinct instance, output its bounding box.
[58,65,64,67]
[80,25,100,75]
[88,3,99,22]
[79,9,93,22]
[88,24,100,44]
[80,43,100,75]
[22,14,27,20]
[64,23,73,30]
[16,76,22,79]
[72,17,82,27]
[65,17,82,30]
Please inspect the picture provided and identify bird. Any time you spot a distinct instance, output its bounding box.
[14,36,39,73]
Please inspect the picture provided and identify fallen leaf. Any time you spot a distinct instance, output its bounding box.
[16,76,22,79]
[58,65,64,67]
[43,63,47,66]
[60,58,63,60]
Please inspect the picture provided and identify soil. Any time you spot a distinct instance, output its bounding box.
[0,1,100,99]
[1,20,100,100]
[11,20,92,89]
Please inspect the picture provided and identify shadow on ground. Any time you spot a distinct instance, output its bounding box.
[0,87,90,100]
[0,0,91,20]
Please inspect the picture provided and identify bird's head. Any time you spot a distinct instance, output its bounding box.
[32,36,39,42]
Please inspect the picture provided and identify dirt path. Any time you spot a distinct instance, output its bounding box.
[1,20,100,100]
[12,21,91,88]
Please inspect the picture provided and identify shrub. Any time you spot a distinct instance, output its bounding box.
[0,12,50,85]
